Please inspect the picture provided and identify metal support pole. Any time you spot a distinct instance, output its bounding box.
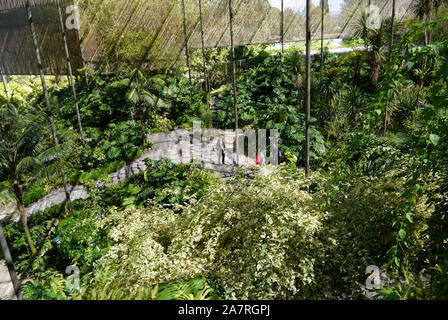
[385,0,396,135]
[72,0,89,87]
[26,0,74,216]
[281,0,284,53]
[199,0,209,95]
[57,0,85,143]
[229,0,238,131]
[1,72,7,98]
[305,0,311,177]
[320,0,325,70]
[182,0,192,82]
[0,225,21,300]
[390,0,396,58]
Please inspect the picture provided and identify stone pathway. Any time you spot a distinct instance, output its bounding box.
[4,129,244,223]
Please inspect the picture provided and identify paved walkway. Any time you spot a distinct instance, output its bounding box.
[0,129,242,224]
[0,128,252,299]
[19,129,242,221]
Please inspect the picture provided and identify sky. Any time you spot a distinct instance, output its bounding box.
[268,0,345,15]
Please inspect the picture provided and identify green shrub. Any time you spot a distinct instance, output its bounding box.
[78,160,435,300]
[23,185,47,206]
[21,272,68,300]
[214,54,326,164]
[165,76,211,128]
[96,159,219,210]
[184,173,325,299]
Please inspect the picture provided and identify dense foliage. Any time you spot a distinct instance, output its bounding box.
[1,6,448,301]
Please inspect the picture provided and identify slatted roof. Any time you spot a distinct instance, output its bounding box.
[0,0,416,75]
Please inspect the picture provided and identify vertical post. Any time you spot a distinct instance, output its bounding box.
[384,0,396,135]
[389,0,396,59]
[320,0,325,70]
[72,0,90,87]
[57,0,85,142]
[0,225,21,300]
[1,72,7,98]
[225,62,229,86]
[182,0,192,82]
[281,0,284,53]
[26,0,73,216]
[229,0,238,131]
[0,37,7,97]
[305,0,311,177]
[199,0,209,95]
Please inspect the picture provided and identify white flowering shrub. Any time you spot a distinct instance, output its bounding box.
[81,167,433,300]
[94,202,206,292]
[181,174,325,299]
[85,172,324,299]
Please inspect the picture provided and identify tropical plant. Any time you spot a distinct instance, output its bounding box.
[0,101,70,255]
[215,54,326,164]
[110,69,171,146]
[353,13,395,90]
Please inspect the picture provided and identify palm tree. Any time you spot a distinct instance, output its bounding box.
[0,100,68,255]
[353,13,392,90]
[110,69,171,146]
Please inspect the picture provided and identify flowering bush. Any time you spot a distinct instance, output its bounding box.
[86,172,325,299]
[80,166,434,300]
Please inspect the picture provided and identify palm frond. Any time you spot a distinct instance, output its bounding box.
[16,156,40,175]
[37,142,72,164]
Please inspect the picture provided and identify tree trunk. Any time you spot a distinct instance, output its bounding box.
[384,98,390,135]
[296,72,303,105]
[354,55,361,87]
[12,182,37,255]
[370,53,380,91]
[18,202,37,256]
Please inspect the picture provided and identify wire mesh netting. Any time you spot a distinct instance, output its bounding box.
[0,0,417,75]
[0,0,83,75]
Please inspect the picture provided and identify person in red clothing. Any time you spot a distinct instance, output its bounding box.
[256,147,266,167]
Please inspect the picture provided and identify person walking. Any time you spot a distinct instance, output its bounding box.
[216,136,225,164]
